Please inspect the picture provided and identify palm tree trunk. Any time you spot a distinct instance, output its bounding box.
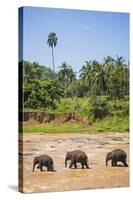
[52,46,55,79]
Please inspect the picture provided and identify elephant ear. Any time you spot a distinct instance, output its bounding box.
[107,152,112,158]
[66,151,71,157]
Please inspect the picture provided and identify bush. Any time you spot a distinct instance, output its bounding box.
[111,103,129,118]
[89,98,110,121]
[24,80,63,109]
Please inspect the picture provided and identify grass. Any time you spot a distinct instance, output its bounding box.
[22,97,129,133]
[21,123,92,133]
[24,96,129,115]
[21,116,129,133]
[93,117,129,132]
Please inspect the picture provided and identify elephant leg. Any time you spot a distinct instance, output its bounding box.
[74,162,77,169]
[111,160,115,167]
[81,163,84,169]
[39,163,43,171]
[85,162,89,169]
[47,162,51,171]
[48,164,53,171]
[123,161,128,167]
[124,163,128,167]
[69,160,74,168]
[114,161,117,166]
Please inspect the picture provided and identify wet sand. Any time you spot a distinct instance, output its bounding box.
[19,132,129,193]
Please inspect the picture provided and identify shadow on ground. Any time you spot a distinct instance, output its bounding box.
[8,185,18,192]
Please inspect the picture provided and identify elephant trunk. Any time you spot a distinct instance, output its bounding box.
[32,158,38,172]
[32,161,36,172]
[65,158,67,168]
[106,159,108,166]
[106,156,109,166]
[106,152,112,166]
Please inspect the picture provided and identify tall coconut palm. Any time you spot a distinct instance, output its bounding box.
[92,61,106,99]
[58,62,76,97]
[115,55,125,69]
[103,56,115,72]
[80,61,92,83]
[69,66,77,82]
[58,62,70,85]
[103,56,115,95]
[47,32,58,79]
[80,60,107,98]
[79,61,93,96]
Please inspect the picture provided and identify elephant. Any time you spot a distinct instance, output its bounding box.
[65,150,90,169]
[106,149,128,167]
[32,154,56,172]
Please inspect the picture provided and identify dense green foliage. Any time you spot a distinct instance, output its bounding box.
[18,30,129,133]
[24,97,129,132]
[20,54,129,132]
[23,61,56,80]
[24,79,63,109]
[20,61,62,109]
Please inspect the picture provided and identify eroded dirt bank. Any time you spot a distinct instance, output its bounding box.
[19,132,129,193]
[20,112,92,126]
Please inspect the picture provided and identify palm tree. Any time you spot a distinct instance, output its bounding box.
[47,32,58,79]
[103,56,115,72]
[103,56,115,96]
[80,60,107,98]
[79,61,93,96]
[69,66,77,82]
[115,55,125,69]
[58,62,76,97]
[58,62,70,85]
[92,61,106,99]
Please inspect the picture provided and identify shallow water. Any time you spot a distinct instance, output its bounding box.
[19,132,129,193]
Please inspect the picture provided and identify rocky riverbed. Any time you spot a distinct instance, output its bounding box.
[19,132,129,193]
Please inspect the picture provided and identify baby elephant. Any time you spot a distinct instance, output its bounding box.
[32,154,55,172]
[106,149,128,167]
[65,150,90,169]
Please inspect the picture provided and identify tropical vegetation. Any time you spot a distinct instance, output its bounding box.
[19,32,129,133]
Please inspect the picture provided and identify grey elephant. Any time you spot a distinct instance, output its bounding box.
[32,154,56,172]
[65,150,90,169]
[106,149,128,167]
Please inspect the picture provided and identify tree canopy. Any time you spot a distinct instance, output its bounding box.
[20,55,129,110]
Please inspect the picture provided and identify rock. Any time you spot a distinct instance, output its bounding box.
[25,140,30,143]
[111,137,123,141]
[100,142,110,145]
[97,146,103,148]
[57,141,62,143]
[30,148,39,151]
[23,153,33,156]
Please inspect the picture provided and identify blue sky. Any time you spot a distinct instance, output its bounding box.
[21,7,129,75]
